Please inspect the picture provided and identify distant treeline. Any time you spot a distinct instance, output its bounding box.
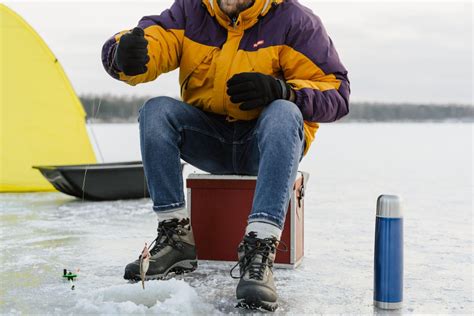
[80,95,474,123]
[341,102,474,122]
[81,95,149,122]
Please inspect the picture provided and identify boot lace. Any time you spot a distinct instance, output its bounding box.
[230,232,287,280]
[146,218,188,256]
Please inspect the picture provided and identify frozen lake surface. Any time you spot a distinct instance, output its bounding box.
[1,123,472,314]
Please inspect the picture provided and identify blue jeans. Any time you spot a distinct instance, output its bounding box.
[139,96,305,229]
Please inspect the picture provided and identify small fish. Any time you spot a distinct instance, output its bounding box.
[139,242,150,290]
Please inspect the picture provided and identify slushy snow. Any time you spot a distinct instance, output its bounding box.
[74,280,217,315]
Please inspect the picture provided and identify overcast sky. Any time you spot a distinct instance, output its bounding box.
[4,0,473,104]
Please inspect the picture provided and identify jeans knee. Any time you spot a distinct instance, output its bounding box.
[264,100,302,124]
[139,96,177,126]
[259,100,304,138]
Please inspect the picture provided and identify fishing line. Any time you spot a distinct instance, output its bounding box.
[81,97,104,202]
[81,44,123,202]
[89,98,105,163]
[81,32,146,201]
[81,167,88,202]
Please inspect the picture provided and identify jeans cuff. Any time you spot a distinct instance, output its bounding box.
[153,201,185,212]
[248,212,284,230]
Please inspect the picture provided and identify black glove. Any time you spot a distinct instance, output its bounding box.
[226,72,291,111]
[114,27,149,76]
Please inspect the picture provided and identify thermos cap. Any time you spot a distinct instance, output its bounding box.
[377,195,402,218]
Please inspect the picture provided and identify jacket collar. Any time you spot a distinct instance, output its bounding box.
[202,0,282,31]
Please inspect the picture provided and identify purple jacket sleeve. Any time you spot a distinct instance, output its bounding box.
[280,4,350,122]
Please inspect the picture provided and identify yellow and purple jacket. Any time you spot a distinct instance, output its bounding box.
[102,0,350,155]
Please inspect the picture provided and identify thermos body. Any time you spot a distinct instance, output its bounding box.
[374,195,404,309]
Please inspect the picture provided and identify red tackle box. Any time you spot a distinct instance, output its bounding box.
[186,171,309,268]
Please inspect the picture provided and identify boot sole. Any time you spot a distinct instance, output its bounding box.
[124,259,198,281]
[236,298,278,312]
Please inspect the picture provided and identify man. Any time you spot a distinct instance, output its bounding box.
[102,0,349,311]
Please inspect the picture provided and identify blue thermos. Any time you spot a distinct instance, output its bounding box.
[374,195,403,309]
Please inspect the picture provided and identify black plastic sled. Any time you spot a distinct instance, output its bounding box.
[33,161,183,201]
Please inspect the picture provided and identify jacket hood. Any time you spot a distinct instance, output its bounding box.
[202,0,283,30]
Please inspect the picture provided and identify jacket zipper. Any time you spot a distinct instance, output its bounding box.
[222,19,242,117]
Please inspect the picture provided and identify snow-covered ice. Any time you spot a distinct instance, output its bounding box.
[1,123,472,314]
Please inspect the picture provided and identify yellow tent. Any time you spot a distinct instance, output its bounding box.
[0,4,96,192]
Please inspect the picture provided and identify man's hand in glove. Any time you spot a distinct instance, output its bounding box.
[114,27,149,76]
[226,72,292,111]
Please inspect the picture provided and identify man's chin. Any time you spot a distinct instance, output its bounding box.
[218,0,255,17]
